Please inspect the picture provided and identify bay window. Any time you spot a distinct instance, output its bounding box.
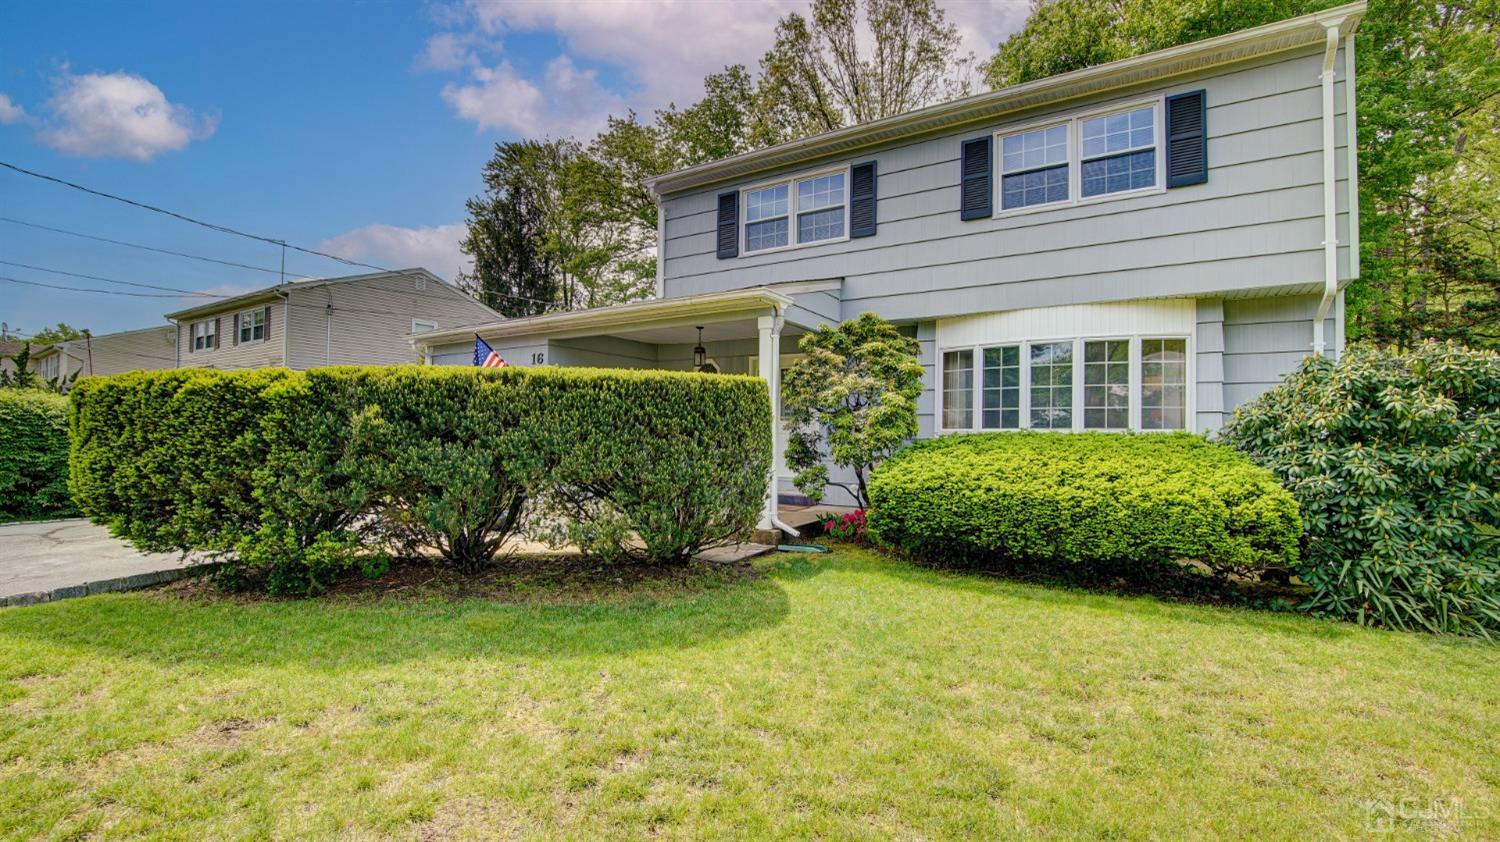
[939,334,1190,433]
[742,168,848,254]
[941,349,974,430]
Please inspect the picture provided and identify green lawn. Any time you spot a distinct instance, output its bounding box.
[1,548,1496,840]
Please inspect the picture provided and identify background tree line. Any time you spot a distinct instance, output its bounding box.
[460,0,1500,348]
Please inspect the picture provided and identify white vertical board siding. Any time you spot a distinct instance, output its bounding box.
[659,45,1353,323]
[937,299,1196,348]
[1195,298,1227,433]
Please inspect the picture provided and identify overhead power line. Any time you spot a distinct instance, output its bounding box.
[0,216,319,280]
[0,259,223,297]
[0,159,558,310]
[1,274,185,298]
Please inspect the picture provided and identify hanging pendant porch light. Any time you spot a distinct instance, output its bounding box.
[693,326,707,370]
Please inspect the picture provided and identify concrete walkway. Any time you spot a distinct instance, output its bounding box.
[0,519,204,606]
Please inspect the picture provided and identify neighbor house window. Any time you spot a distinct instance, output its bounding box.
[1141,338,1188,430]
[1000,124,1069,210]
[39,354,59,381]
[743,167,850,254]
[1083,339,1130,430]
[981,345,1021,429]
[1029,342,1074,430]
[1081,105,1157,198]
[238,308,265,344]
[942,349,974,429]
[191,319,216,351]
[411,319,437,334]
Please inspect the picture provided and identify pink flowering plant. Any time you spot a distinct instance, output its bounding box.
[819,509,868,542]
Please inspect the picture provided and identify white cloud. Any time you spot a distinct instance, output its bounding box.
[425,0,1031,138]
[442,55,627,139]
[318,223,470,282]
[38,71,216,161]
[0,93,27,125]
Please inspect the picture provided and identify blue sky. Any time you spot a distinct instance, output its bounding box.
[0,0,1024,337]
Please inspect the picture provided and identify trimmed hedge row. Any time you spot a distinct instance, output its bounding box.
[0,389,75,522]
[1222,342,1499,636]
[70,366,772,593]
[867,432,1300,577]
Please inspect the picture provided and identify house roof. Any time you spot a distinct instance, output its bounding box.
[413,285,800,348]
[165,267,446,320]
[643,2,1365,199]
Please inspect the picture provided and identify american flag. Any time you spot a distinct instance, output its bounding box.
[473,335,509,368]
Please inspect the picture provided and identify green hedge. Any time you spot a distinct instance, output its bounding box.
[1222,342,1499,636]
[0,390,75,521]
[70,366,771,593]
[867,432,1300,578]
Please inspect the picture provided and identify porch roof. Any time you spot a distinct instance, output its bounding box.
[414,285,807,348]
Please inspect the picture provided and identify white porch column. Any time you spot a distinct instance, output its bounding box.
[756,311,784,532]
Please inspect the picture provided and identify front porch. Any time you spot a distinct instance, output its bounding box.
[416,284,846,536]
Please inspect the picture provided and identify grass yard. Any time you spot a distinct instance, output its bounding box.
[1,548,1496,840]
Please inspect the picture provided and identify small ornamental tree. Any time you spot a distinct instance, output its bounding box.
[783,312,924,508]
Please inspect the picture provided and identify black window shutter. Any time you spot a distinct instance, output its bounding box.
[960,137,992,220]
[849,161,877,238]
[1166,90,1208,187]
[715,191,739,259]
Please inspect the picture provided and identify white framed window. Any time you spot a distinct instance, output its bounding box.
[1083,339,1131,430]
[742,167,849,255]
[1081,105,1158,198]
[993,97,1163,216]
[1000,123,1069,210]
[1141,338,1188,430]
[938,334,1190,434]
[1029,341,1074,430]
[981,345,1021,429]
[238,308,266,344]
[941,349,974,430]
[191,319,216,352]
[412,319,438,334]
[39,354,60,381]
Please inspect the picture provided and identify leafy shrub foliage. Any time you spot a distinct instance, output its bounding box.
[70,366,771,593]
[1221,342,1500,636]
[867,432,1300,578]
[0,390,75,521]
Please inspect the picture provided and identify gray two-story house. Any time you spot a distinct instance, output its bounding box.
[415,4,1365,526]
[168,268,500,370]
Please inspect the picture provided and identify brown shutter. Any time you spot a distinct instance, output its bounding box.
[214,317,221,349]
[263,305,272,341]
[232,314,240,346]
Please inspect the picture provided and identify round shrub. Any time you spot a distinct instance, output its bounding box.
[0,389,74,521]
[1221,342,1499,636]
[867,432,1300,578]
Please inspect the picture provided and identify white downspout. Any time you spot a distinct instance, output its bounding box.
[1313,21,1343,357]
[757,310,799,538]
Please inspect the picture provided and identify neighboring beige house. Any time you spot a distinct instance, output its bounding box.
[29,326,177,383]
[166,269,500,370]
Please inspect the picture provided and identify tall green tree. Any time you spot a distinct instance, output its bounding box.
[27,323,86,345]
[757,0,975,143]
[985,0,1500,347]
[458,140,563,317]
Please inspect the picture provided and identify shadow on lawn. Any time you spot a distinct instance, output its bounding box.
[0,564,793,669]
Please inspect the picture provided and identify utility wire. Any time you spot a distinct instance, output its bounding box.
[0,259,224,297]
[0,216,319,280]
[1,274,186,298]
[0,159,559,310]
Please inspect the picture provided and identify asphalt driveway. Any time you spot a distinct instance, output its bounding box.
[0,519,202,605]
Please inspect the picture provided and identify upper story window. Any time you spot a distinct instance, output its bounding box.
[1081,105,1157,197]
[1000,124,1069,210]
[742,167,849,255]
[992,98,1163,216]
[39,353,59,381]
[238,308,266,344]
[191,319,216,351]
